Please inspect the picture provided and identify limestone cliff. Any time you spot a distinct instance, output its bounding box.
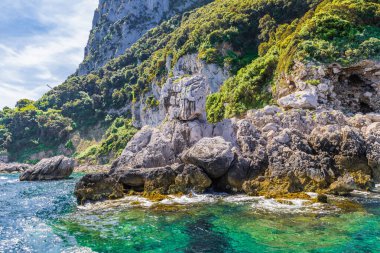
[77,0,212,75]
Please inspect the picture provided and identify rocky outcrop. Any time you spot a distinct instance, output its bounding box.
[75,107,380,203]
[20,156,75,181]
[75,58,380,204]
[133,54,229,127]
[75,173,124,204]
[276,60,380,113]
[0,162,31,174]
[78,0,212,75]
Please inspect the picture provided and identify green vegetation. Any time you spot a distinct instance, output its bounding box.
[75,118,138,164]
[1,0,379,161]
[206,0,380,122]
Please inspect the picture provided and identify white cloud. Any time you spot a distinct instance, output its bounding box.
[0,0,98,108]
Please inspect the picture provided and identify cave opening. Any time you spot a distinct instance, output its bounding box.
[335,73,375,114]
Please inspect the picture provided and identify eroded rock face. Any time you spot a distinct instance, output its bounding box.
[19,156,75,181]
[276,60,380,113]
[161,75,209,121]
[133,54,229,127]
[0,163,31,174]
[181,137,234,179]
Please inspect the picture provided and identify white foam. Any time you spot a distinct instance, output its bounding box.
[161,193,219,205]
[76,192,343,215]
[78,196,154,211]
[249,197,330,214]
[62,247,96,253]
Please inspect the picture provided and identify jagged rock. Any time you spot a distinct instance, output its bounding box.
[112,120,213,170]
[76,107,380,204]
[243,172,304,197]
[144,167,177,194]
[328,174,357,195]
[181,137,234,179]
[309,125,366,157]
[170,164,212,193]
[74,173,124,204]
[278,89,318,109]
[0,162,31,174]
[364,122,380,182]
[19,156,75,181]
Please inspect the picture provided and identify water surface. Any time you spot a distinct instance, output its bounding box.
[1,174,379,252]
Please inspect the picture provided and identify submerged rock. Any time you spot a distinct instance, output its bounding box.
[0,162,31,174]
[19,156,75,181]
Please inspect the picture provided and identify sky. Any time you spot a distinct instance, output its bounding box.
[0,0,98,108]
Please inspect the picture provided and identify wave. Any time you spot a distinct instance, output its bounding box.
[77,192,342,215]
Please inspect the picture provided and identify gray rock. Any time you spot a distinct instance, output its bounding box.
[19,156,75,181]
[181,137,234,179]
[278,89,318,109]
[0,163,31,174]
[78,0,212,75]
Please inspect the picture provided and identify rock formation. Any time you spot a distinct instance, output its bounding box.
[0,162,31,174]
[20,156,75,181]
[75,56,380,203]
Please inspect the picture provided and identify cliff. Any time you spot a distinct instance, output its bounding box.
[77,0,212,75]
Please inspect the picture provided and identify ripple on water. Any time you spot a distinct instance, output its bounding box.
[1,173,380,252]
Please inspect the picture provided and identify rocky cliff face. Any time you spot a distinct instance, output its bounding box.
[77,0,212,75]
[132,54,229,127]
[75,59,380,203]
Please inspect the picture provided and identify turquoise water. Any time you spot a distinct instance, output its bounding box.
[1,174,380,253]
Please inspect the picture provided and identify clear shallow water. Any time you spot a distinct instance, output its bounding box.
[1,174,380,253]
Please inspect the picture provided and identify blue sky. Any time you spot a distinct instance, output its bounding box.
[0,0,98,108]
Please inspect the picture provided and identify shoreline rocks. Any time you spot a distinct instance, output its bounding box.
[0,162,31,174]
[20,156,75,181]
[74,59,380,204]
[74,107,380,204]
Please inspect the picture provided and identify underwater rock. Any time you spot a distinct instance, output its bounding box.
[19,156,74,181]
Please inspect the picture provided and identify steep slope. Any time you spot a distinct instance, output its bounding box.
[75,0,380,202]
[78,0,213,75]
[1,0,379,168]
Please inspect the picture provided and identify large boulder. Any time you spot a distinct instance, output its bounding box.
[74,173,124,204]
[111,164,212,194]
[278,89,318,109]
[0,162,31,174]
[181,137,234,179]
[19,156,75,181]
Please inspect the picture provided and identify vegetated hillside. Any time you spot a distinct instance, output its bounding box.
[206,0,380,122]
[1,0,378,164]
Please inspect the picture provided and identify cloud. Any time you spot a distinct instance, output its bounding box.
[0,0,98,109]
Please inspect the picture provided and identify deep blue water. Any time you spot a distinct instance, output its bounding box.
[0,174,380,253]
